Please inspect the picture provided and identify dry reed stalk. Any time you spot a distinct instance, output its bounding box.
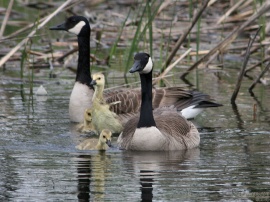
[189,50,209,56]
[36,52,63,60]
[245,56,270,74]
[0,0,75,68]
[231,27,261,103]
[153,48,192,85]
[157,0,172,15]
[180,2,270,79]
[164,0,211,70]
[28,50,46,56]
[208,0,218,7]
[217,0,246,25]
[249,61,270,92]
[222,10,254,24]
[57,48,78,62]
[238,0,253,10]
[0,0,14,39]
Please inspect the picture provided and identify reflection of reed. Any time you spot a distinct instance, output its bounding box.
[231,103,244,129]
[76,152,111,202]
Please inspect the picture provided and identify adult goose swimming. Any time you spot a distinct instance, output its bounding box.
[50,15,222,123]
[117,53,200,151]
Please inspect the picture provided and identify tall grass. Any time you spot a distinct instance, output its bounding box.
[108,0,178,85]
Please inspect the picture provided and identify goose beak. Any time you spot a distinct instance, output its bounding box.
[129,60,141,73]
[90,80,97,86]
[50,22,66,31]
[106,139,112,147]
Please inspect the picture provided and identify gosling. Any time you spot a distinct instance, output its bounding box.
[77,108,97,134]
[76,129,112,151]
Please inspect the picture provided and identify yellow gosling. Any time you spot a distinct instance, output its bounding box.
[76,129,112,151]
[77,108,97,134]
[90,73,123,134]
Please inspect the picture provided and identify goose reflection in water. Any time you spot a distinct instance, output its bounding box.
[75,152,111,202]
[74,148,199,201]
[123,148,200,201]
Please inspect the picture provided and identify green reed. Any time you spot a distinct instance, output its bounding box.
[123,0,162,81]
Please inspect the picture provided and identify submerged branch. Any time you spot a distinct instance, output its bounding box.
[249,61,270,93]
[231,27,261,104]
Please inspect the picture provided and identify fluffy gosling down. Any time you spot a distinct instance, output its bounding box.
[117,53,200,151]
[76,129,112,151]
[90,73,123,134]
[77,108,97,134]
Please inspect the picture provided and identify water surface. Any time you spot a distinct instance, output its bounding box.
[1,64,270,201]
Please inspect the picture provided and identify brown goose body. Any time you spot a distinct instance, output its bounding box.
[118,108,200,151]
[106,87,221,123]
[117,52,200,151]
[50,16,221,123]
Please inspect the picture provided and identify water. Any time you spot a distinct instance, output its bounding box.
[1,64,270,202]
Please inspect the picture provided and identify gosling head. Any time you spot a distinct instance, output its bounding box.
[90,73,105,88]
[50,15,90,37]
[129,52,153,74]
[84,108,92,122]
[99,129,112,147]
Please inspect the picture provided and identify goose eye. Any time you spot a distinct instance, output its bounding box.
[98,77,101,80]
[103,135,106,138]
[87,112,91,116]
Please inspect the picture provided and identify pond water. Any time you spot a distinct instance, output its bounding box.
[1,61,270,201]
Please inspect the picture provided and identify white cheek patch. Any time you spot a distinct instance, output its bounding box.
[68,21,86,35]
[141,57,153,74]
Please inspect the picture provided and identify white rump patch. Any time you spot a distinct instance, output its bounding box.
[141,57,153,74]
[68,21,86,35]
[180,105,203,119]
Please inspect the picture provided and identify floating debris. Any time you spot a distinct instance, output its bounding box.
[35,85,47,96]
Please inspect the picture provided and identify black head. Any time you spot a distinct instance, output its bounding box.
[129,52,153,74]
[50,16,90,37]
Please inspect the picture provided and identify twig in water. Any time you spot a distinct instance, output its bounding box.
[231,27,261,104]
[245,56,270,74]
[249,61,270,93]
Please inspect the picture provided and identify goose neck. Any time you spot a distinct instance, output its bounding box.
[92,85,104,103]
[137,71,156,128]
[76,36,92,87]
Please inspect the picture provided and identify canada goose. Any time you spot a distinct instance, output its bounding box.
[118,53,200,151]
[50,16,222,123]
[50,16,93,123]
[77,108,97,134]
[76,129,112,150]
[90,73,123,134]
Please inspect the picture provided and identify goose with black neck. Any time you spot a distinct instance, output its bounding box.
[118,53,200,151]
[50,16,93,122]
[50,16,222,124]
